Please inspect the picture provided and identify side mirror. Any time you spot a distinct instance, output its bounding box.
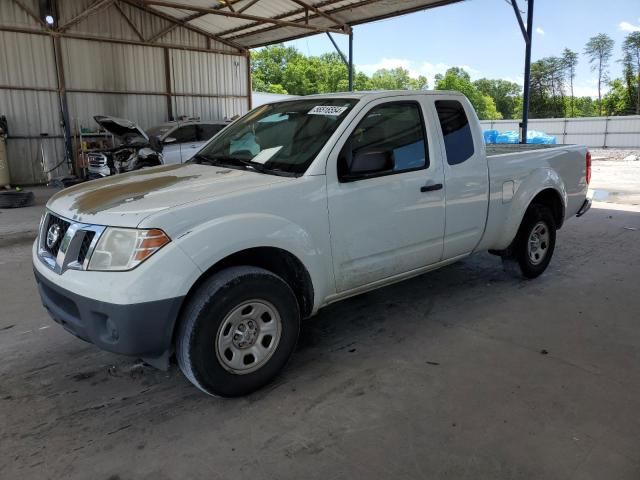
[163,137,177,144]
[340,147,394,182]
[149,136,163,153]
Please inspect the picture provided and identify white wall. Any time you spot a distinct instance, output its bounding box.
[0,0,250,184]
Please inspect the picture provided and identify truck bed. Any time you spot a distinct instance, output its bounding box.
[486,144,571,157]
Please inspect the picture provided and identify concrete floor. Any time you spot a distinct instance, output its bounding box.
[1,159,639,479]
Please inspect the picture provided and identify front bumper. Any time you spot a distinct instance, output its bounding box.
[576,197,592,217]
[34,267,184,365]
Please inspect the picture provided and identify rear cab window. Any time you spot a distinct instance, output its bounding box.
[435,100,475,165]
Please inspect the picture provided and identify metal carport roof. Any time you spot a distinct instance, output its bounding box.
[130,0,536,143]
[132,0,464,49]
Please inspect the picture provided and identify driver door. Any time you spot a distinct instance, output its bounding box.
[327,99,446,293]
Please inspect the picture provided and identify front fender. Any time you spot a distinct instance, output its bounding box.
[493,168,567,250]
[173,213,330,308]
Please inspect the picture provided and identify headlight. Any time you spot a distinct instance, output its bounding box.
[88,228,170,271]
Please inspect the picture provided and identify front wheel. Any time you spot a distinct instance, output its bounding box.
[176,266,300,397]
[503,203,557,279]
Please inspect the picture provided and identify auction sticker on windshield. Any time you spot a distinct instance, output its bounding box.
[308,106,349,116]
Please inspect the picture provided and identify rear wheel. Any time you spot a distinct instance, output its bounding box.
[503,203,556,279]
[176,266,300,397]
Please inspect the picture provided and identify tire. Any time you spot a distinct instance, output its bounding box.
[0,190,34,209]
[503,203,556,279]
[176,266,300,397]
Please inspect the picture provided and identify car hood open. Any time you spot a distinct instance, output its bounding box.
[93,115,148,143]
[47,164,291,227]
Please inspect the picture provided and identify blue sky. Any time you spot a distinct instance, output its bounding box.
[283,0,640,97]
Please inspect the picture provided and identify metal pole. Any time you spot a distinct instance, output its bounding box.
[520,0,534,144]
[52,36,74,176]
[325,32,348,66]
[348,31,353,91]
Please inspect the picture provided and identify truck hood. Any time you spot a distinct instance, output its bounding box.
[47,164,292,227]
[94,115,148,143]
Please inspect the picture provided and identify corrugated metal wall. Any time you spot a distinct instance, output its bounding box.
[0,0,250,184]
[480,116,640,148]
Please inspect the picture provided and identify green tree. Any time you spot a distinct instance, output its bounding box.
[562,48,579,116]
[251,46,301,90]
[436,68,502,119]
[473,78,521,119]
[603,79,631,115]
[584,33,615,115]
[529,57,568,118]
[369,68,428,90]
[622,32,640,114]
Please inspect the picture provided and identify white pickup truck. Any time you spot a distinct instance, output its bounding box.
[33,91,591,397]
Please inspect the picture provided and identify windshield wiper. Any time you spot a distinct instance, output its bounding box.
[210,155,271,174]
[194,154,294,177]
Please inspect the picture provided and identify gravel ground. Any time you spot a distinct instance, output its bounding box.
[1,147,639,479]
[590,149,640,162]
[590,150,640,205]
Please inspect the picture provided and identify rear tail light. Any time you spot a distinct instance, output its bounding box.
[586,150,592,185]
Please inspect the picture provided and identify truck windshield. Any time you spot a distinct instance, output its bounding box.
[194,99,358,175]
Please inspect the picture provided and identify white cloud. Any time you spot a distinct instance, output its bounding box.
[573,84,601,99]
[619,20,640,32]
[357,58,481,86]
[536,27,545,35]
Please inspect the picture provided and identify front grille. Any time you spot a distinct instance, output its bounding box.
[43,214,71,257]
[38,213,105,274]
[88,153,107,168]
[77,231,96,265]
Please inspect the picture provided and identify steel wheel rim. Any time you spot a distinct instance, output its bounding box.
[527,221,550,265]
[215,299,282,375]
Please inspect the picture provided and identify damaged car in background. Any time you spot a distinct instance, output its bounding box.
[87,116,228,179]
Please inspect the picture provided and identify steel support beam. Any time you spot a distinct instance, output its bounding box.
[121,0,246,52]
[520,0,534,144]
[326,31,353,91]
[51,36,74,176]
[0,25,243,56]
[140,0,347,35]
[10,0,47,28]
[348,31,353,91]
[113,1,145,41]
[288,0,350,32]
[511,0,534,143]
[164,48,174,120]
[58,0,115,32]
[237,0,262,14]
[326,32,348,66]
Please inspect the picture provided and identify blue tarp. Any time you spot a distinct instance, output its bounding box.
[483,129,498,144]
[484,129,557,145]
[495,130,520,144]
[527,130,557,144]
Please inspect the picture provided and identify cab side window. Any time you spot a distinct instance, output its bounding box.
[171,125,198,143]
[198,124,224,141]
[435,100,475,165]
[339,102,428,181]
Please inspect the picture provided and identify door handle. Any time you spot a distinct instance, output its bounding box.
[420,183,443,193]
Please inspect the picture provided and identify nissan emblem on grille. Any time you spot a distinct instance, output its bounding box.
[38,213,106,274]
[46,224,62,249]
